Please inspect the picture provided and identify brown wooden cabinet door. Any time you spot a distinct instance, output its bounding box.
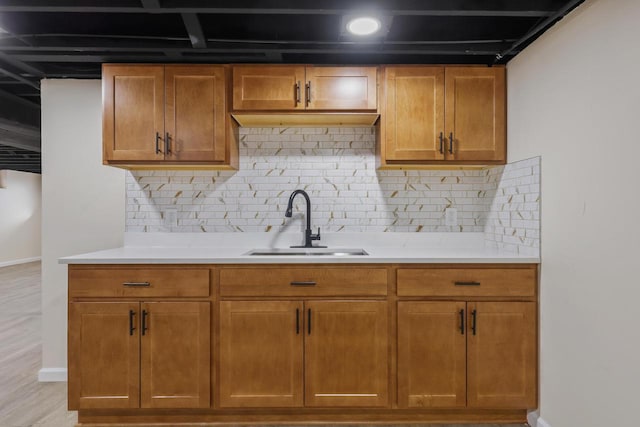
[305,301,388,407]
[306,66,377,110]
[383,66,445,161]
[397,302,466,408]
[103,64,164,162]
[165,65,227,162]
[219,301,303,408]
[467,302,536,408]
[233,66,305,110]
[140,302,210,409]
[444,67,506,162]
[68,302,140,410]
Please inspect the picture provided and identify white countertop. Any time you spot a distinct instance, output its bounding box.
[59,232,539,264]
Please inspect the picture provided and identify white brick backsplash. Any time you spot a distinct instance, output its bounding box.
[125,128,540,254]
[483,156,541,255]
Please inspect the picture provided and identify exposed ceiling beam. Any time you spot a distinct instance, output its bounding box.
[181,13,207,49]
[0,87,40,109]
[0,67,40,90]
[140,0,161,8]
[0,6,556,17]
[0,51,45,79]
[496,0,585,62]
[8,47,511,63]
[0,120,40,152]
[0,37,517,51]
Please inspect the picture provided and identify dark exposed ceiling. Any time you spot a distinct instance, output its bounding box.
[0,143,40,173]
[0,0,585,174]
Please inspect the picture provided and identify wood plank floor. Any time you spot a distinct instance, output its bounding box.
[0,261,528,427]
[0,262,76,427]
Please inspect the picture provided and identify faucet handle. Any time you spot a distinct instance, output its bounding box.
[311,227,321,241]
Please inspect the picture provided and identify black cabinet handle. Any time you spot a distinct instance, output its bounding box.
[307,308,311,335]
[449,132,454,154]
[155,132,161,154]
[142,309,148,336]
[471,309,477,336]
[459,309,465,335]
[439,132,444,154]
[454,281,480,286]
[305,81,311,106]
[295,81,301,105]
[123,282,150,287]
[165,132,170,154]
[290,281,316,286]
[296,308,300,334]
[129,310,136,336]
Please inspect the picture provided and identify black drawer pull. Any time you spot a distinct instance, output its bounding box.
[123,282,151,287]
[142,309,148,335]
[290,281,316,286]
[454,281,480,286]
[129,310,136,336]
[459,309,465,335]
[471,309,477,336]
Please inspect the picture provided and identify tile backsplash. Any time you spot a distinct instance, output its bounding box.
[483,157,540,255]
[126,127,539,253]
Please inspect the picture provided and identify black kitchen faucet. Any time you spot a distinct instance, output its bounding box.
[285,189,326,248]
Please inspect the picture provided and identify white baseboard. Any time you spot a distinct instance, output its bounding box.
[38,368,67,382]
[527,410,540,426]
[538,417,552,427]
[0,256,41,268]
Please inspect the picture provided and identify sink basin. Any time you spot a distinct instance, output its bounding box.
[245,248,368,256]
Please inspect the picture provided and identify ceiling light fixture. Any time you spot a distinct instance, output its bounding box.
[346,17,381,36]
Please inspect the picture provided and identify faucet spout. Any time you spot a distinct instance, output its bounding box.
[284,189,326,248]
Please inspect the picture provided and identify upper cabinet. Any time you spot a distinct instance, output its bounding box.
[378,66,506,167]
[382,67,445,162]
[101,63,504,169]
[103,65,165,163]
[232,66,306,111]
[444,67,506,163]
[102,64,238,169]
[305,66,377,110]
[232,65,377,111]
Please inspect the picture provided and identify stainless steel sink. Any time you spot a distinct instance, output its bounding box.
[245,248,368,256]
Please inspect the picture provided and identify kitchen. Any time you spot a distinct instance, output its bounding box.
[0,0,638,426]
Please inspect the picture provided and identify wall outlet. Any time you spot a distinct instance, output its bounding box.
[445,208,458,226]
[163,208,178,228]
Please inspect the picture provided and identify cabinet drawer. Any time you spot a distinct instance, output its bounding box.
[69,267,210,298]
[397,267,536,297]
[219,267,387,297]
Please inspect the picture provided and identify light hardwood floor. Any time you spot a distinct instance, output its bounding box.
[0,262,76,427]
[0,262,528,427]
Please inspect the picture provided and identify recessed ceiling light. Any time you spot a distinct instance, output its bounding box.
[346,17,381,36]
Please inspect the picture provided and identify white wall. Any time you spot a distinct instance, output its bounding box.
[40,79,125,379]
[0,169,41,266]
[507,0,640,426]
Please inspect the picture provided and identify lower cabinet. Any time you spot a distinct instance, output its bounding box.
[67,264,537,425]
[219,300,388,408]
[219,301,303,408]
[398,301,536,409]
[69,301,211,410]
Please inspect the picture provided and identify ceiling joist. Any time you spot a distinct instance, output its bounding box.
[181,13,207,49]
[0,5,556,18]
